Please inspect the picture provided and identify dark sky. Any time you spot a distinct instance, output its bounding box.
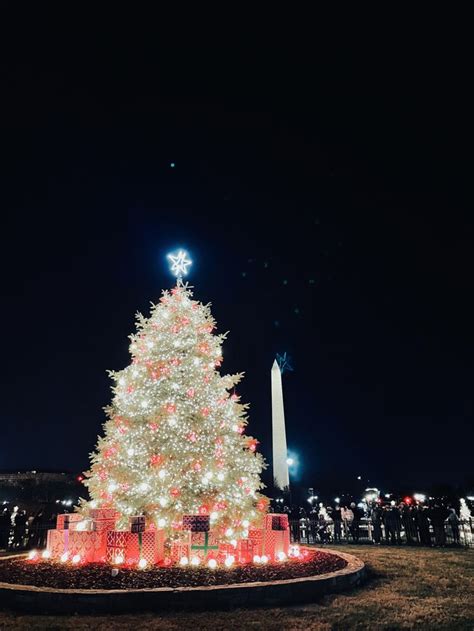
[1,15,472,494]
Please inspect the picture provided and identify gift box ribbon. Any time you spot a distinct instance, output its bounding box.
[190,532,218,556]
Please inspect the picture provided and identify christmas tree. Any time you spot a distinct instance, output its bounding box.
[83,264,267,542]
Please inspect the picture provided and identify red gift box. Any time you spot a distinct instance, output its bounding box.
[90,508,118,520]
[263,529,290,558]
[47,529,69,557]
[56,513,83,530]
[69,531,107,563]
[264,513,289,531]
[218,541,237,557]
[248,528,264,555]
[189,531,219,560]
[236,538,256,563]
[69,518,94,532]
[93,518,116,533]
[182,514,210,532]
[106,530,164,564]
[170,535,191,563]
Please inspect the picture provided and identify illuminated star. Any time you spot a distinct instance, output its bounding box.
[167,249,192,278]
[276,352,294,374]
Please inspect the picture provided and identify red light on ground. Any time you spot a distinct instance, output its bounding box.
[403,496,412,504]
[77,475,84,482]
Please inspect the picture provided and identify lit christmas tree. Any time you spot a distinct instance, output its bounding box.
[83,252,267,543]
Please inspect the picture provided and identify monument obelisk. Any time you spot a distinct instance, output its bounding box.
[271,359,290,491]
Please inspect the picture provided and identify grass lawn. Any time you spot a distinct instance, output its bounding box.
[0,545,473,630]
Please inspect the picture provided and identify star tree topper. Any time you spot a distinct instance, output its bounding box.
[167,249,192,280]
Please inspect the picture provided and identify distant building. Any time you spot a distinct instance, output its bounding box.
[0,471,75,485]
[0,470,82,506]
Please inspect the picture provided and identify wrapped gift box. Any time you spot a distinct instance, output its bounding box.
[263,529,290,558]
[47,529,69,556]
[106,529,164,564]
[248,528,264,555]
[56,513,83,530]
[236,538,256,563]
[69,530,107,563]
[182,514,210,532]
[69,518,94,532]
[130,515,146,533]
[189,531,219,560]
[93,518,116,533]
[218,541,237,558]
[265,513,289,531]
[170,539,191,563]
[90,508,118,520]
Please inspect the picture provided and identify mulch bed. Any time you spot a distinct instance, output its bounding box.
[0,550,346,590]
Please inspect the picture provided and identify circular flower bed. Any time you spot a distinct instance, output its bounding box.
[0,549,346,590]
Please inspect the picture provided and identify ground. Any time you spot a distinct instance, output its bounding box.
[0,549,344,589]
[0,546,473,630]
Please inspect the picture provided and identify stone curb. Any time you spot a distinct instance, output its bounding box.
[0,548,365,614]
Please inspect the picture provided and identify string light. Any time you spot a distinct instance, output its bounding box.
[28,550,38,560]
[207,558,217,569]
[224,555,234,567]
[72,554,81,564]
[42,550,51,559]
[138,558,148,569]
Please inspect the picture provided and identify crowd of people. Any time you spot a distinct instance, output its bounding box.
[0,507,56,551]
[283,501,472,547]
[1,500,472,552]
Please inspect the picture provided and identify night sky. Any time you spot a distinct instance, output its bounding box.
[1,17,472,494]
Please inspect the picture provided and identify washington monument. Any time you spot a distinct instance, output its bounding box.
[271,359,290,490]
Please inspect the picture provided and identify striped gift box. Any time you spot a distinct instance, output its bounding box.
[106,530,164,564]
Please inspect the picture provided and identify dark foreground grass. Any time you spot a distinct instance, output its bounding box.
[0,545,473,630]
